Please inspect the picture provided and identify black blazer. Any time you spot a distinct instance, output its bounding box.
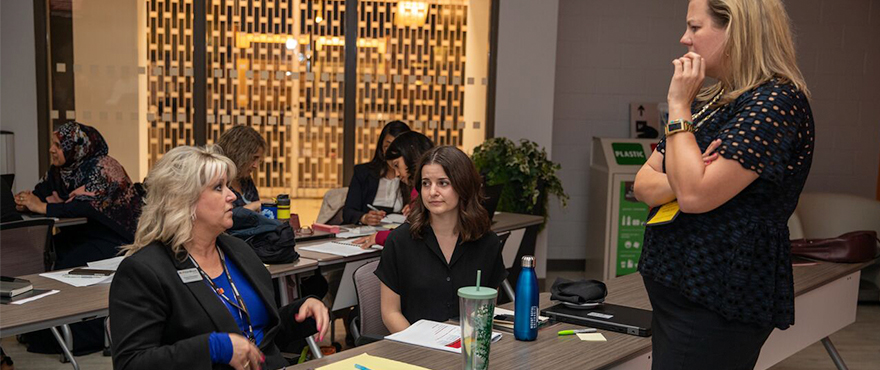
[342,164,381,224]
[109,234,316,370]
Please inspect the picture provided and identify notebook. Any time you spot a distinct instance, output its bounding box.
[0,276,33,297]
[541,303,653,337]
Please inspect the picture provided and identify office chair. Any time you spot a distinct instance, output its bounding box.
[0,218,55,275]
[349,260,389,346]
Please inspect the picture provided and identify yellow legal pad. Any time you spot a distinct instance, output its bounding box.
[317,353,435,370]
[646,200,680,226]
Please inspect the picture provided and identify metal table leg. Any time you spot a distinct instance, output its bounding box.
[49,327,79,370]
[502,280,516,303]
[821,337,849,370]
[279,275,291,306]
[305,336,323,359]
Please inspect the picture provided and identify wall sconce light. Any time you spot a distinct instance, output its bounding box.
[396,1,429,27]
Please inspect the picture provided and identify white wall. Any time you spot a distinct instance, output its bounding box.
[0,0,40,192]
[548,0,880,261]
[494,0,560,277]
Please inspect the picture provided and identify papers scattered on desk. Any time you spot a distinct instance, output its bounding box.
[381,213,407,224]
[385,319,502,354]
[40,269,114,287]
[10,289,59,305]
[577,333,607,342]
[316,353,434,370]
[86,256,125,271]
[336,226,382,239]
[299,241,382,257]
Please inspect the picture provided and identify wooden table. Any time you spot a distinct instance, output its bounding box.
[491,212,544,233]
[0,273,108,337]
[287,261,871,370]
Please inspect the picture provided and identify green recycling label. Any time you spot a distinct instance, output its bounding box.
[616,181,649,276]
[611,143,647,165]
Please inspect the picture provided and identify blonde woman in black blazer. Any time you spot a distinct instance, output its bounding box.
[110,145,329,370]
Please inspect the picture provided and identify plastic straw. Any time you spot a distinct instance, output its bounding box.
[476,270,482,291]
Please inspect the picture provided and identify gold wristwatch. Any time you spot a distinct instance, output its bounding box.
[664,119,694,136]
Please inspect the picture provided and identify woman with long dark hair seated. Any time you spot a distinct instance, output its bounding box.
[351,131,434,247]
[374,146,507,332]
[342,121,411,225]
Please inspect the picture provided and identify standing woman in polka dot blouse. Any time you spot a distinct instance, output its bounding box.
[633,0,813,369]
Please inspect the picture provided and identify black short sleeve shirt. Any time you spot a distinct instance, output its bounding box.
[374,223,508,324]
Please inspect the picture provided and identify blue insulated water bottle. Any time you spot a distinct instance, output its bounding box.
[514,255,539,341]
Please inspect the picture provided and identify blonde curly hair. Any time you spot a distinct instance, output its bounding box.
[121,145,236,257]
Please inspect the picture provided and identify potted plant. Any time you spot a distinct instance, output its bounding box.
[472,137,568,227]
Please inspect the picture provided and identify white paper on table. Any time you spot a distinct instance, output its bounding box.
[385,319,502,354]
[381,214,406,224]
[299,242,382,257]
[39,270,114,287]
[11,289,60,305]
[86,256,126,271]
[336,226,382,239]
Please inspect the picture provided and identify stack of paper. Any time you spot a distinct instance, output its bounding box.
[385,319,502,354]
[39,256,125,287]
[300,241,383,257]
[40,270,114,287]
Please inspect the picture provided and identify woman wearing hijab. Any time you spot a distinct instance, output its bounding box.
[15,121,142,269]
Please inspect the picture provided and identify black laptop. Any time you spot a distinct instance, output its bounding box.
[541,303,653,337]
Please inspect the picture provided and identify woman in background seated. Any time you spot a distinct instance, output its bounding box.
[216,125,269,212]
[374,146,506,333]
[111,145,328,370]
[343,120,411,225]
[352,131,434,248]
[14,122,143,355]
[14,122,142,269]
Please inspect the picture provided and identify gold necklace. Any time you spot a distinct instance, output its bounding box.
[692,89,724,122]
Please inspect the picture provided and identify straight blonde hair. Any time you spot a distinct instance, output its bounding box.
[121,145,236,257]
[698,0,810,106]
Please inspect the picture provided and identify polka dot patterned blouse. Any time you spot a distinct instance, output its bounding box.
[640,78,815,330]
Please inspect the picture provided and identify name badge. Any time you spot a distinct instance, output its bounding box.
[177,268,202,283]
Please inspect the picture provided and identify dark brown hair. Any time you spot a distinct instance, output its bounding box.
[408,146,490,242]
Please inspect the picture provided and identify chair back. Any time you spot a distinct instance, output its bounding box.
[1,218,55,276]
[316,187,348,225]
[353,259,390,337]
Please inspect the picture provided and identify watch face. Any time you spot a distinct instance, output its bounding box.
[667,122,683,131]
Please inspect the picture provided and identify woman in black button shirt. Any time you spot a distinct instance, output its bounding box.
[633,0,813,369]
[374,146,507,333]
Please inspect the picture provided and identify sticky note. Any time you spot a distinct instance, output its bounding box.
[577,333,607,342]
